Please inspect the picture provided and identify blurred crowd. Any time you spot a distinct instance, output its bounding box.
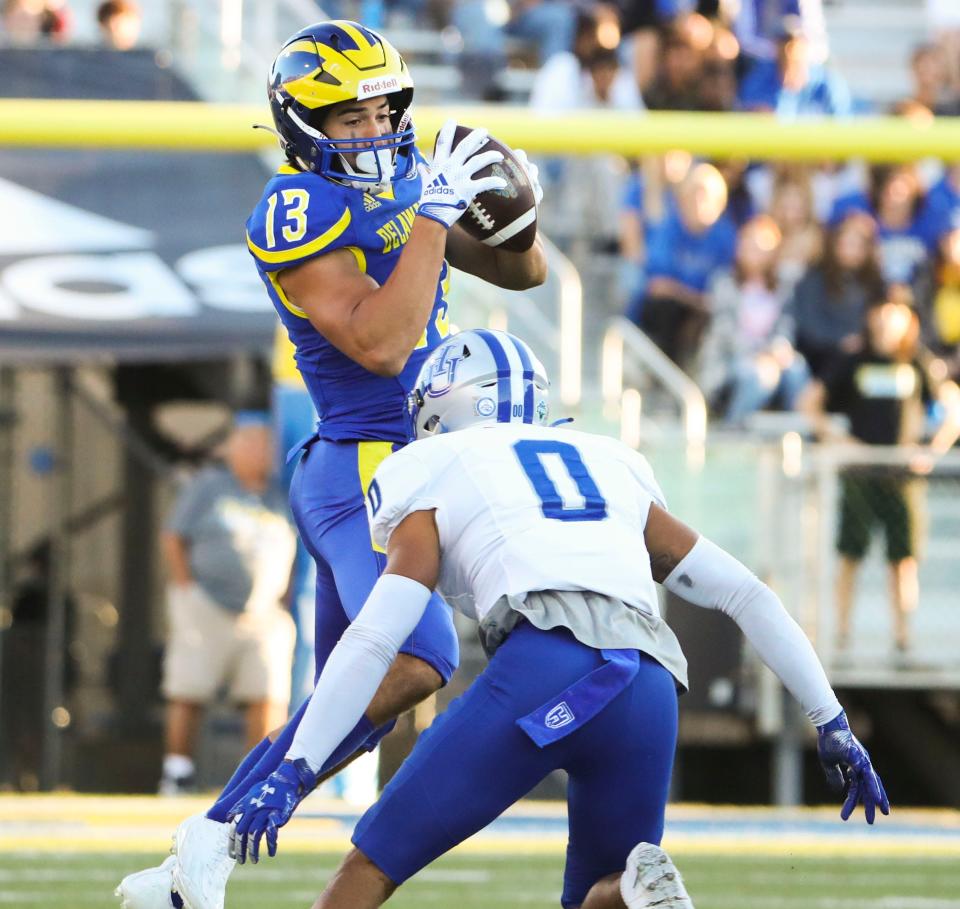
[620,152,960,422]
[1,0,140,48]
[505,0,960,426]
[6,0,960,428]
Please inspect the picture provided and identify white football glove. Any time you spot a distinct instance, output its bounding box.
[513,148,544,206]
[418,120,507,229]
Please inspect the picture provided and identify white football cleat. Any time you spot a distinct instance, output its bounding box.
[620,842,694,909]
[171,813,236,909]
[115,855,178,909]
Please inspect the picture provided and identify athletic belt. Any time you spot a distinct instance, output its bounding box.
[516,648,640,748]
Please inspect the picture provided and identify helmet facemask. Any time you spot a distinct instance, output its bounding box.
[286,94,416,192]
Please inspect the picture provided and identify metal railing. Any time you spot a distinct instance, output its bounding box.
[446,236,582,410]
[601,316,707,468]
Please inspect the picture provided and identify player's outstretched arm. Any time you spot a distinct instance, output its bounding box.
[644,504,890,824]
[226,510,441,864]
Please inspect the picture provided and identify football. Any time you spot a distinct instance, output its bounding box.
[441,125,538,253]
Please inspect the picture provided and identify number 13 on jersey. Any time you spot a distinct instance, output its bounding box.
[265,189,310,248]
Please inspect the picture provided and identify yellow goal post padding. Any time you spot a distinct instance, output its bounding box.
[3,99,960,162]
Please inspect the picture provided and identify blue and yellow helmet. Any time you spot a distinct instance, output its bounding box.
[268,20,416,185]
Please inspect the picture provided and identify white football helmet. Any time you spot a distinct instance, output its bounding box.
[407,329,550,439]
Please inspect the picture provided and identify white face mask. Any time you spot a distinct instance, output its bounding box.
[340,147,395,193]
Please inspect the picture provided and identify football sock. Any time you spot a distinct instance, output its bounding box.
[204,737,271,818]
[206,700,378,822]
[162,754,195,780]
[206,698,309,822]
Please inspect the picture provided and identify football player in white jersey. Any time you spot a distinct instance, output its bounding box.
[227,330,888,909]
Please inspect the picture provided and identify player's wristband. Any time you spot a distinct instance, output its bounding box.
[416,208,455,229]
[416,200,468,230]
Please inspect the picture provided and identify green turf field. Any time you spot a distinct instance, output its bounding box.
[3,850,960,908]
[3,796,959,908]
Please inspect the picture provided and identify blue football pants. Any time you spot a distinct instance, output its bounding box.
[205,437,459,823]
[352,622,678,908]
[289,438,459,684]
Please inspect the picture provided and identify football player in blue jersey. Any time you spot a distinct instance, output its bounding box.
[116,20,546,909]
[222,334,888,909]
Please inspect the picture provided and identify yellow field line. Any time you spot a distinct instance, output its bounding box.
[1,797,957,825]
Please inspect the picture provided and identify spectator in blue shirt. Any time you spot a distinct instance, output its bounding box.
[620,167,649,312]
[733,0,828,68]
[452,0,577,98]
[635,162,737,371]
[830,165,940,294]
[738,29,853,118]
[925,165,960,239]
[506,0,577,66]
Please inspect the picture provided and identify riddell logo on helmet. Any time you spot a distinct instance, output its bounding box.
[357,76,401,98]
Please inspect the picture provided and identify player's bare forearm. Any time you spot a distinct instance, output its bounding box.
[491,235,548,289]
[280,217,448,377]
[446,228,547,290]
[644,505,699,583]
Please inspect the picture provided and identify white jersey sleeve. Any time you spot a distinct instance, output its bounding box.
[614,443,667,515]
[366,446,444,550]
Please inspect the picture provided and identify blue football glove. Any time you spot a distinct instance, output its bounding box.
[226,758,317,864]
[817,710,890,824]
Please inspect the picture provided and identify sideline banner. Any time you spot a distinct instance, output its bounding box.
[0,48,277,363]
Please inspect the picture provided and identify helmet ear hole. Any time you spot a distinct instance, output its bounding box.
[423,415,441,434]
